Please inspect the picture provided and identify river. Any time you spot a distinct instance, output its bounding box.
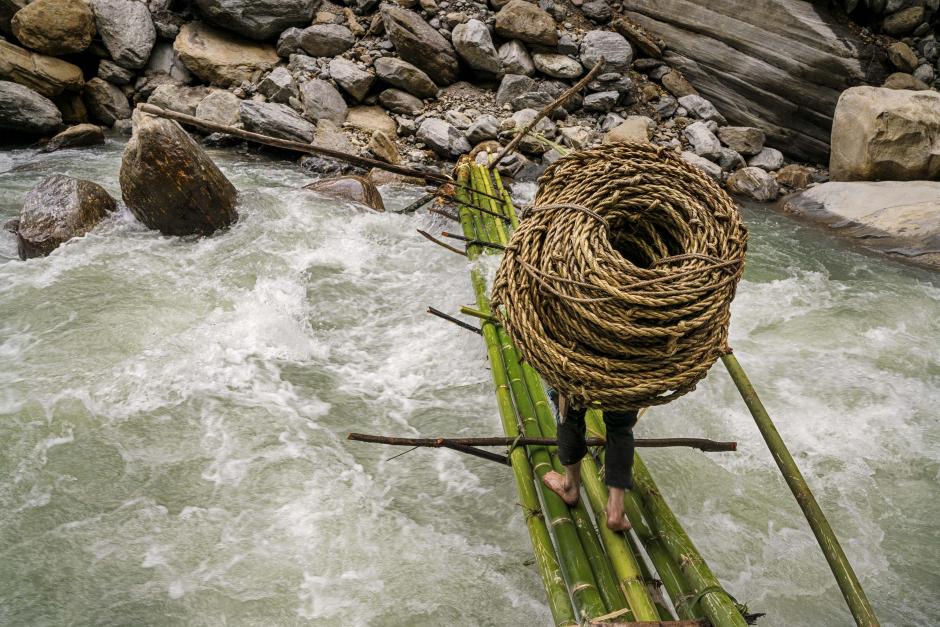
[0,140,937,626]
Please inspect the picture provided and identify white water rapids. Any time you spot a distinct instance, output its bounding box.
[0,141,937,626]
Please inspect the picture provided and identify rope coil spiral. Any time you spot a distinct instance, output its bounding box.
[491,143,748,409]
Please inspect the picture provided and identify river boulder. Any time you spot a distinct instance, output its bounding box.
[194,0,319,41]
[381,5,459,86]
[0,39,84,97]
[305,175,386,212]
[622,0,889,162]
[0,79,61,134]
[90,0,156,70]
[173,22,278,88]
[13,174,116,259]
[299,24,354,57]
[452,19,502,75]
[120,112,238,235]
[495,0,558,47]
[830,86,940,182]
[10,0,96,55]
[42,123,105,152]
[300,78,347,125]
[240,100,315,142]
[373,56,437,99]
[83,77,131,126]
[783,181,940,270]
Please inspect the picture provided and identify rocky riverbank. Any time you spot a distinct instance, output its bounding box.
[0,0,937,266]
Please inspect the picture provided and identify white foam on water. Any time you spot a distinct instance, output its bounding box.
[0,145,937,626]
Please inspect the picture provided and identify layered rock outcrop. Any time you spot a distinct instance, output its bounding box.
[622,0,890,161]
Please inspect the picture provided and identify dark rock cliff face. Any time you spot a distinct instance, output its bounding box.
[622,0,889,161]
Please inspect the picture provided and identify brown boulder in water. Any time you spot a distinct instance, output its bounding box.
[120,111,238,236]
[304,175,385,212]
[13,174,116,259]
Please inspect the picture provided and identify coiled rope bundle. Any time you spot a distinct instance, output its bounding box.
[491,143,748,409]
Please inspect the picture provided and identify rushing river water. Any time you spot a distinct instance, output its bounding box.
[0,139,937,627]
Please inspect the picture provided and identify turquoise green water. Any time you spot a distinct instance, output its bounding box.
[0,142,937,626]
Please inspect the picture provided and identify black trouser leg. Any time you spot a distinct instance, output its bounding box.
[603,409,639,490]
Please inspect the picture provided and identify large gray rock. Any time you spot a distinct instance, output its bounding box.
[496,73,534,107]
[532,53,582,79]
[12,174,116,259]
[329,58,373,102]
[91,0,156,70]
[417,117,470,158]
[305,175,385,212]
[677,94,726,124]
[579,30,632,73]
[830,86,940,182]
[382,5,459,85]
[623,0,890,161]
[258,66,295,103]
[300,78,347,124]
[194,0,319,41]
[0,39,84,97]
[299,24,354,57]
[495,0,557,47]
[498,40,534,76]
[147,83,209,116]
[120,112,238,235]
[378,88,423,115]
[146,41,194,84]
[173,22,278,88]
[195,89,240,126]
[680,150,722,181]
[0,79,61,134]
[240,100,315,142]
[783,181,940,269]
[748,146,784,171]
[726,166,778,201]
[683,121,721,159]
[43,123,105,152]
[83,77,131,126]
[717,126,764,155]
[98,60,134,85]
[10,0,96,55]
[467,114,500,144]
[452,18,501,74]
[373,56,437,99]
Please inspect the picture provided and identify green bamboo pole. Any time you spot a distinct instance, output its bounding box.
[521,367,660,622]
[490,168,520,229]
[631,454,748,627]
[627,531,678,622]
[464,169,609,619]
[583,410,701,622]
[495,325,608,619]
[482,164,656,621]
[455,166,577,627]
[721,353,879,627]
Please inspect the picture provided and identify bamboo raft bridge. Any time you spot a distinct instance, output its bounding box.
[140,78,880,625]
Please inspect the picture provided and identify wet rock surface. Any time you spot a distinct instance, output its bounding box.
[119,113,238,236]
[13,174,116,259]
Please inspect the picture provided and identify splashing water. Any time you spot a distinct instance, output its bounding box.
[0,141,937,626]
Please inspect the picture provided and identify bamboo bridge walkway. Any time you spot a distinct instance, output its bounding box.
[425,160,879,627]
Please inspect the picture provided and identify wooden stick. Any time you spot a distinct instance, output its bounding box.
[441,231,506,250]
[426,306,481,335]
[347,432,737,453]
[416,229,466,256]
[138,103,456,186]
[489,60,604,169]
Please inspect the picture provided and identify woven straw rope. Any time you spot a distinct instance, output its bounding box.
[491,143,748,409]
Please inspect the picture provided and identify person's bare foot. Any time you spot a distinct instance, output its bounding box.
[542,470,580,506]
[606,509,632,532]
